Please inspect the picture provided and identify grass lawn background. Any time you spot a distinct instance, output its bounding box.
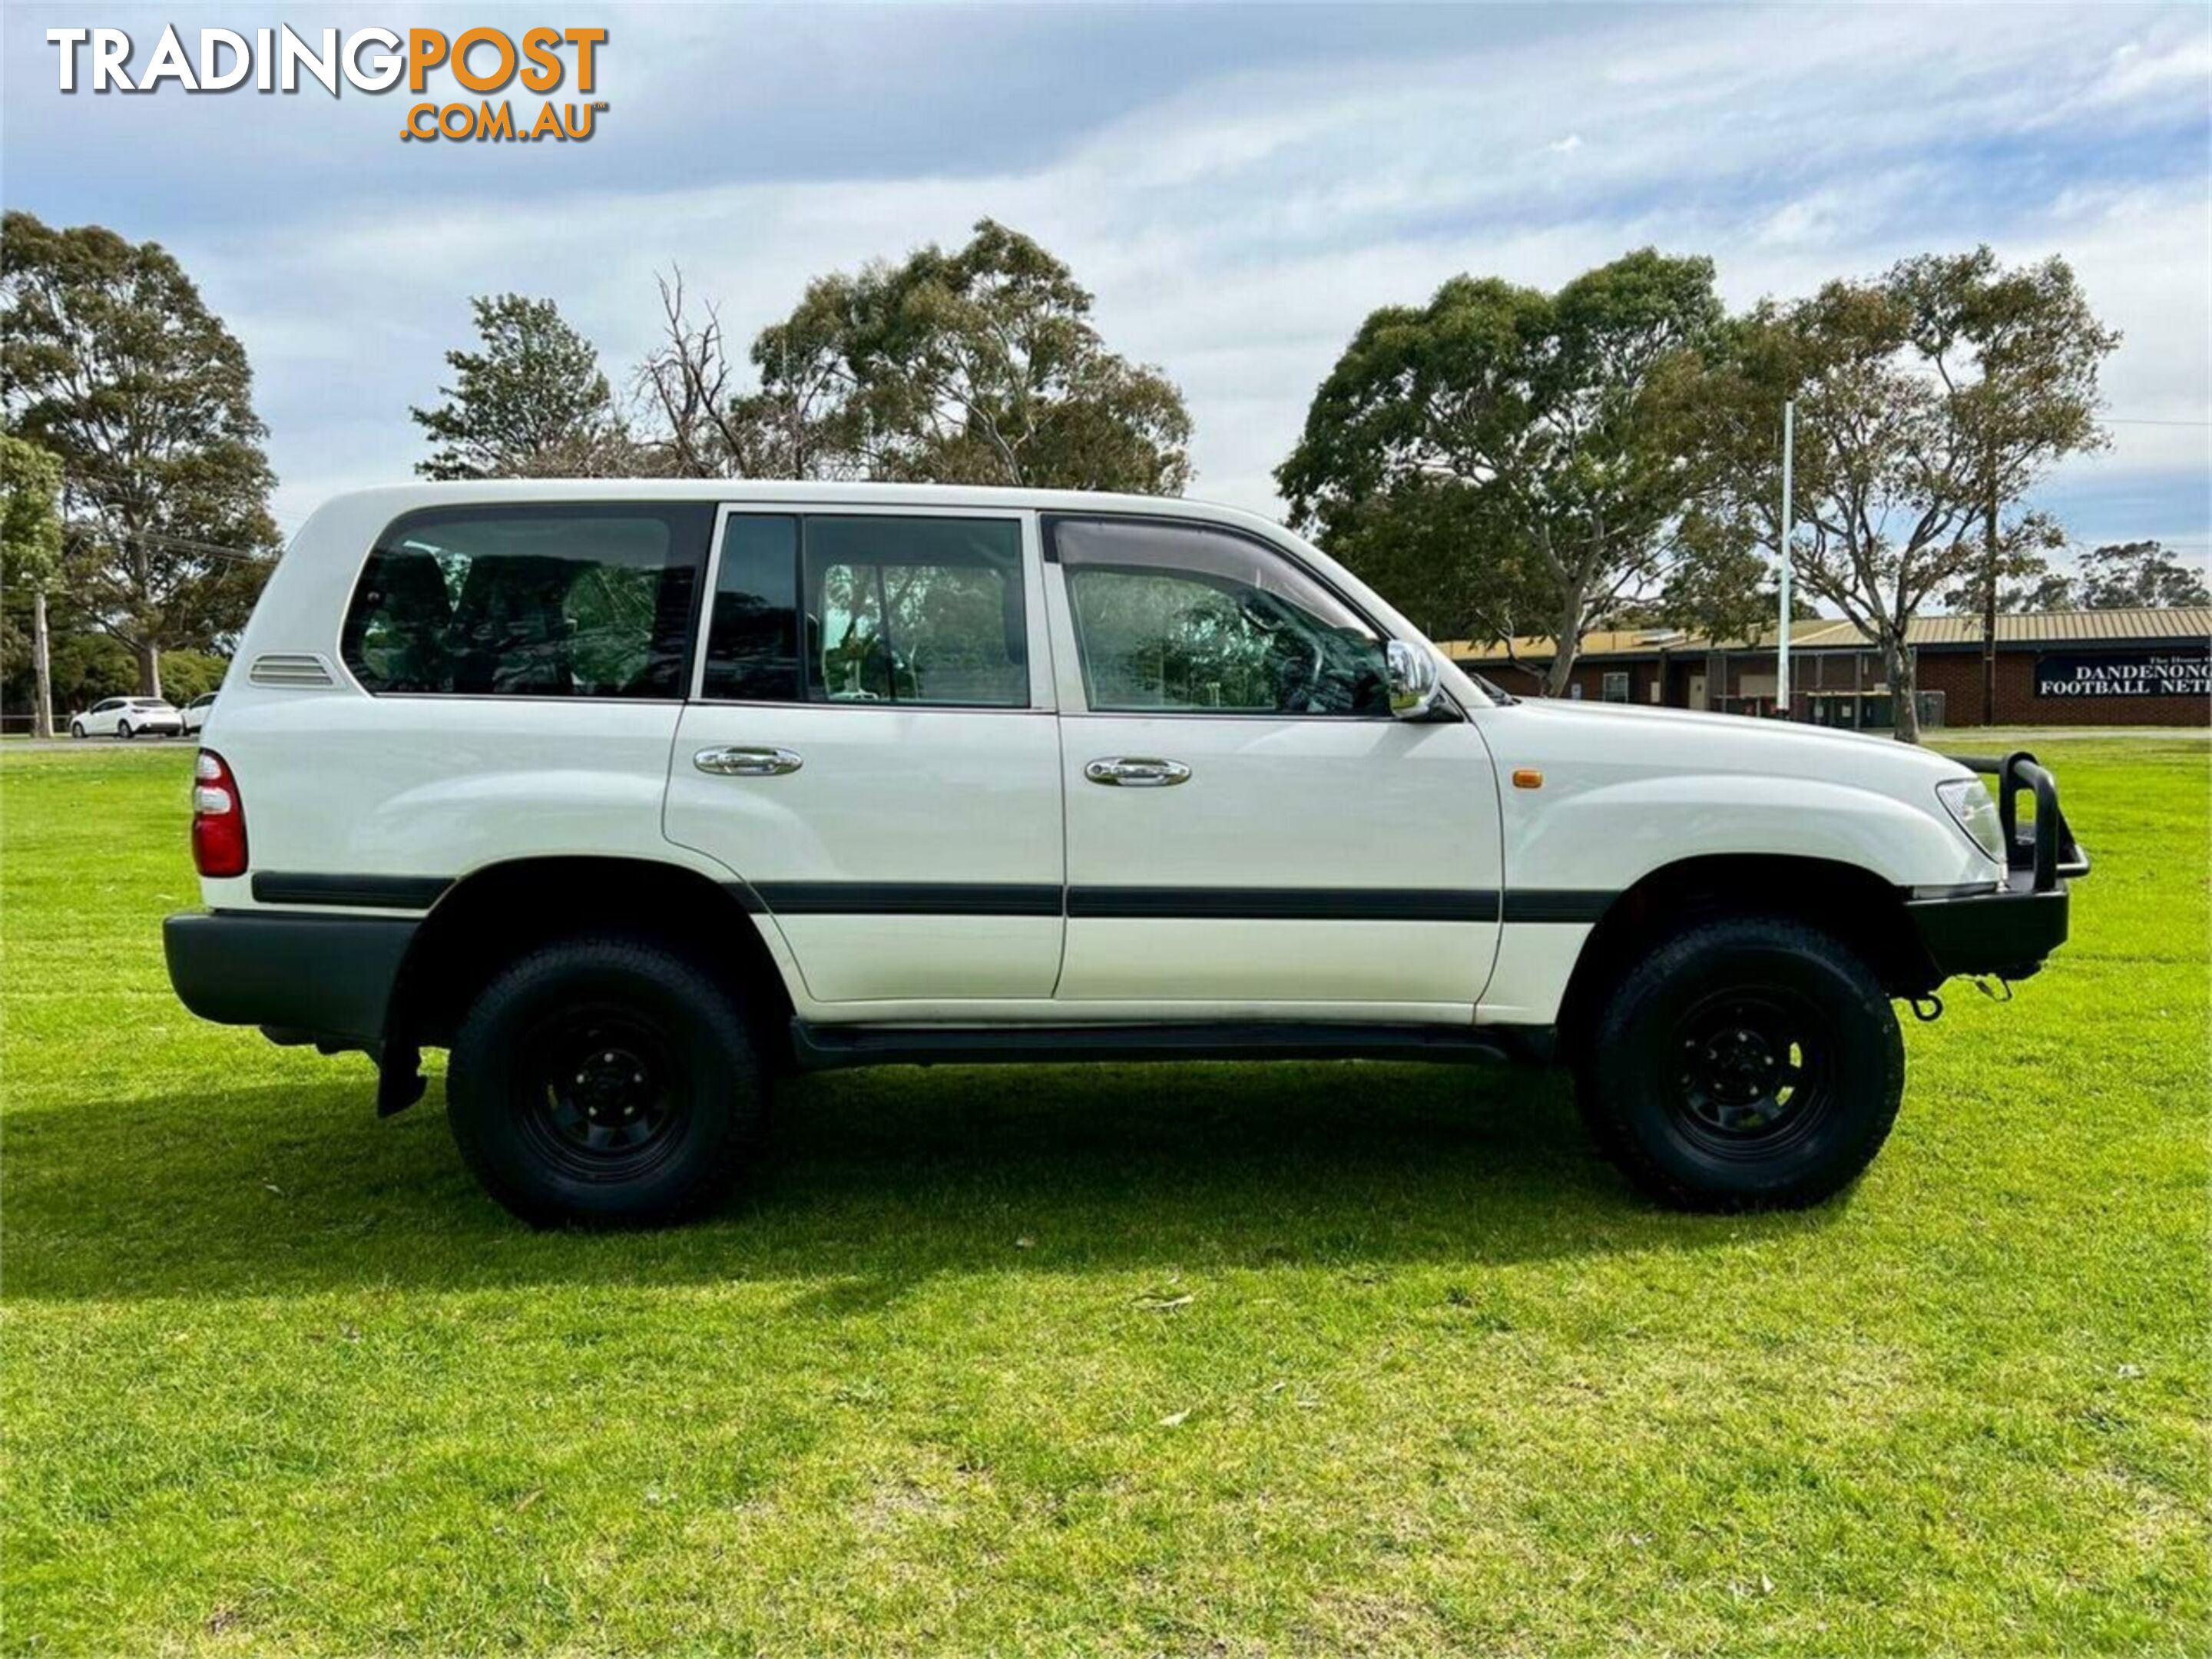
[2,739,2204,1654]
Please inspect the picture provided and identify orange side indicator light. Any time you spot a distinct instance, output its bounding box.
[1512,769,1544,790]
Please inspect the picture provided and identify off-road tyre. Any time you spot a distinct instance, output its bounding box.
[1575,916,1904,1210]
[446,934,764,1227]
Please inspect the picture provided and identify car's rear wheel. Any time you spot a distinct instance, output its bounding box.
[1575,916,1904,1210]
[117,720,134,740]
[446,935,765,1227]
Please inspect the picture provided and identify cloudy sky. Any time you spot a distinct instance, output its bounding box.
[6,1,2208,580]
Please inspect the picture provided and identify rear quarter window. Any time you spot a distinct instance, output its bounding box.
[341,503,714,698]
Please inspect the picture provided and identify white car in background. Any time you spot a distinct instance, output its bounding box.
[180,692,219,735]
[69,697,184,740]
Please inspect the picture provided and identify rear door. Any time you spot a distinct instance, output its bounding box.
[662,505,1064,1005]
[259,499,714,895]
[1044,513,1502,1016]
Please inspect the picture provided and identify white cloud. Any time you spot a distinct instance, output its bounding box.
[2074,30,2212,111]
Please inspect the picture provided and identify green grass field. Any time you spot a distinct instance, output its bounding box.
[3,740,2205,1655]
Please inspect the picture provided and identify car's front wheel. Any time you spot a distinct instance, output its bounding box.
[1575,916,1904,1210]
[69,722,84,740]
[446,935,766,1227]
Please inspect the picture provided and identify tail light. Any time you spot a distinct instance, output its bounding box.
[192,748,248,878]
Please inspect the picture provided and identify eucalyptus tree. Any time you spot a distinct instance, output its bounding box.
[1277,249,1726,693]
[1684,249,2117,740]
[1,432,65,733]
[2072,539,2209,609]
[2,211,280,697]
[646,221,1193,493]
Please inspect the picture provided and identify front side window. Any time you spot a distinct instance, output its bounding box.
[342,504,712,698]
[700,514,1028,707]
[1052,517,1389,717]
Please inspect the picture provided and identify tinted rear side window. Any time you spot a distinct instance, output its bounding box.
[700,514,1028,707]
[700,515,802,701]
[343,504,713,698]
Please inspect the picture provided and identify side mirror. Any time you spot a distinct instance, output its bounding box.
[1386,638,1440,719]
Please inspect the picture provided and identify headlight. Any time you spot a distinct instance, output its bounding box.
[1936,777,2006,863]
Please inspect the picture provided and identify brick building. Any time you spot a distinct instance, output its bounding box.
[1442,607,2210,729]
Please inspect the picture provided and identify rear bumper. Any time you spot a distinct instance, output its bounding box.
[1906,871,2069,984]
[164,910,416,1045]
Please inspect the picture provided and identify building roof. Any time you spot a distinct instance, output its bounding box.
[1441,607,2212,664]
[1904,608,2212,645]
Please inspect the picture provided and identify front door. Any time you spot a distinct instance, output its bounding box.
[1042,514,1502,1017]
[663,506,1063,1005]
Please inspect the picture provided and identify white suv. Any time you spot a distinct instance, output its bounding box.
[164,482,2084,1226]
[179,691,219,735]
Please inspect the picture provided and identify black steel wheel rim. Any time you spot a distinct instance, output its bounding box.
[1668,987,1836,1157]
[515,1002,690,1182]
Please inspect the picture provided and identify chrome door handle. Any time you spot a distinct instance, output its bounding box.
[1084,756,1190,788]
[694,745,803,777]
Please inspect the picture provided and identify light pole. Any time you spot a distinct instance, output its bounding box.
[31,586,54,740]
[1777,399,1794,718]
[1982,455,1998,727]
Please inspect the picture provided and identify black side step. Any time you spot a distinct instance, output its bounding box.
[789,1019,1546,1073]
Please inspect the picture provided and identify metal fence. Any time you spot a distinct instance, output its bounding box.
[1799,690,1946,730]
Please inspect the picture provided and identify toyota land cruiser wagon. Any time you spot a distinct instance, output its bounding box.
[165,483,2084,1225]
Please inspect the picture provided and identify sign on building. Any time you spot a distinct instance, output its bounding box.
[2034,647,2212,699]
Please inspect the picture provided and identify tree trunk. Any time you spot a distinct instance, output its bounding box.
[1982,465,1998,725]
[1543,647,1578,699]
[1542,577,1589,698]
[31,589,54,740]
[136,639,162,700]
[1884,634,1921,744]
